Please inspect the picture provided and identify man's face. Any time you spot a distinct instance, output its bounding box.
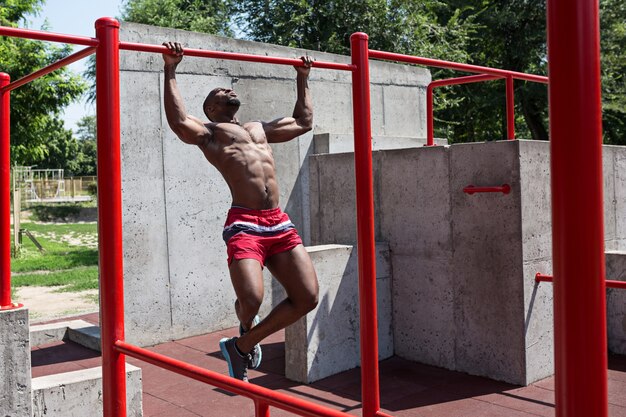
[204,87,240,120]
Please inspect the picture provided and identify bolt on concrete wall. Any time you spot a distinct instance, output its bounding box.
[119,22,431,346]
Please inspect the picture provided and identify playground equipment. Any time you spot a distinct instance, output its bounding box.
[0,0,609,416]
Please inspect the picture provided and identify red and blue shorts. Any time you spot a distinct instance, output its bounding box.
[222,206,303,266]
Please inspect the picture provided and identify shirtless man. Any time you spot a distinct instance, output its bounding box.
[162,42,319,382]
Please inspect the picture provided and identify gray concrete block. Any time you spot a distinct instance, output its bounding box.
[68,325,101,352]
[603,145,617,246]
[606,251,626,354]
[450,141,526,384]
[312,133,446,154]
[30,319,95,347]
[381,85,426,137]
[285,244,392,384]
[615,148,626,250]
[31,364,142,417]
[392,255,455,369]
[309,152,358,245]
[522,258,554,384]
[0,307,31,417]
[519,140,553,262]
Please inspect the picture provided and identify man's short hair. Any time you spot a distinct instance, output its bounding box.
[203,87,222,114]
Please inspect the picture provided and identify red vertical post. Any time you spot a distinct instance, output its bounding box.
[505,75,515,140]
[95,18,127,417]
[350,33,380,417]
[0,73,11,308]
[254,401,270,417]
[426,84,435,146]
[547,1,607,416]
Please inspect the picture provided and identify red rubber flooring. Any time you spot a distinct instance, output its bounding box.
[31,313,626,417]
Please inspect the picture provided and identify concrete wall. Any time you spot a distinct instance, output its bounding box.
[607,251,626,355]
[119,22,431,346]
[309,140,626,385]
[285,243,392,383]
[0,307,31,417]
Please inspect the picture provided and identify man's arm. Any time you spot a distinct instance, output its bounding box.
[162,42,211,146]
[264,56,314,143]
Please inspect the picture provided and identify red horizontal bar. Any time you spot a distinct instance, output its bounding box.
[463,184,511,195]
[430,74,503,88]
[2,46,96,93]
[535,273,626,289]
[369,50,548,84]
[114,340,354,417]
[0,25,98,47]
[119,41,355,71]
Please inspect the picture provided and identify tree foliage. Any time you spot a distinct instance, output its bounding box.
[600,0,626,145]
[0,0,86,165]
[121,0,235,36]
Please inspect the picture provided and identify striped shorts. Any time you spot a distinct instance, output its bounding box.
[222,206,303,266]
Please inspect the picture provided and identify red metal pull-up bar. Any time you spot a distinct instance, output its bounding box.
[0,25,98,46]
[426,74,503,146]
[1,46,96,93]
[120,41,355,72]
[463,184,511,195]
[535,273,626,290]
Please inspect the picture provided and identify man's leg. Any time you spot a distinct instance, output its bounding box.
[236,244,319,354]
[229,258,264,333]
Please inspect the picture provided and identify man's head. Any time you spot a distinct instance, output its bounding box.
[203,87,241,121]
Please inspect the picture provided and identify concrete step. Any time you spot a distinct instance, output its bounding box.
[313,133,447,154]
[30,319,101,351]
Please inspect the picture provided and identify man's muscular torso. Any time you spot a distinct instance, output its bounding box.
[199,121,279,210]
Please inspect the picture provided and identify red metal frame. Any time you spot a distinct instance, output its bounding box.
[0,73,11,309]
[2,47,96,93]
[426,74,503,146]
[463,184,511,195]
[536,273,626,290]
[547,0,608,416]
[0,5,610,415]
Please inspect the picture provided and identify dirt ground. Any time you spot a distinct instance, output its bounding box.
[15,286,98,324]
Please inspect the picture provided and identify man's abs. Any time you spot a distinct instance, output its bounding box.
[201,123,281,209]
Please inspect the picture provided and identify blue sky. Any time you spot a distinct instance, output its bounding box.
[23,0,125,131]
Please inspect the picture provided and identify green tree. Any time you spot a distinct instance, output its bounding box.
[237,0,476,62]
[121,0,235,35]
[0,0,87,164]
[601,0,626,145]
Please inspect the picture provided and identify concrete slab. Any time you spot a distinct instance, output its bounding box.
[312,133,447,154]
[607,251,626,355]
[285,243,392,383]
[31,364,142,417]
[0,307,31,417]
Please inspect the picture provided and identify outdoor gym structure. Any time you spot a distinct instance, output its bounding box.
[0,0,609,416]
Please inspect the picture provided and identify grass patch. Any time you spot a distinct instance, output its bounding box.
[11,221,99,292]
[12,266,99,292]
[12,222,98,273]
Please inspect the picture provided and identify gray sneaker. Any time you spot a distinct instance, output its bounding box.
[219,337,250,382]
[239,315,262,370]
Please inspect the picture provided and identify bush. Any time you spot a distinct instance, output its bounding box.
[86,182,97,197]
[31,204,82,222]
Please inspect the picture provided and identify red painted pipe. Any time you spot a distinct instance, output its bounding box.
[95,18,127,417]
[463,184,511,195]
[114,341,353,417]
[120,41,355,72]
[2,47,96,93]
[350,32,381,417]
[547,0,608,416]
[0,25,98,47]
[427,74,503,146]
[368,50,549,84]
[536,273,626,290]
[506,76,515,140]
[0,73,11,309]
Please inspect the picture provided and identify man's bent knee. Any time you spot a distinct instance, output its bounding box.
[238,297,262,317]
[296,290,318,315]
